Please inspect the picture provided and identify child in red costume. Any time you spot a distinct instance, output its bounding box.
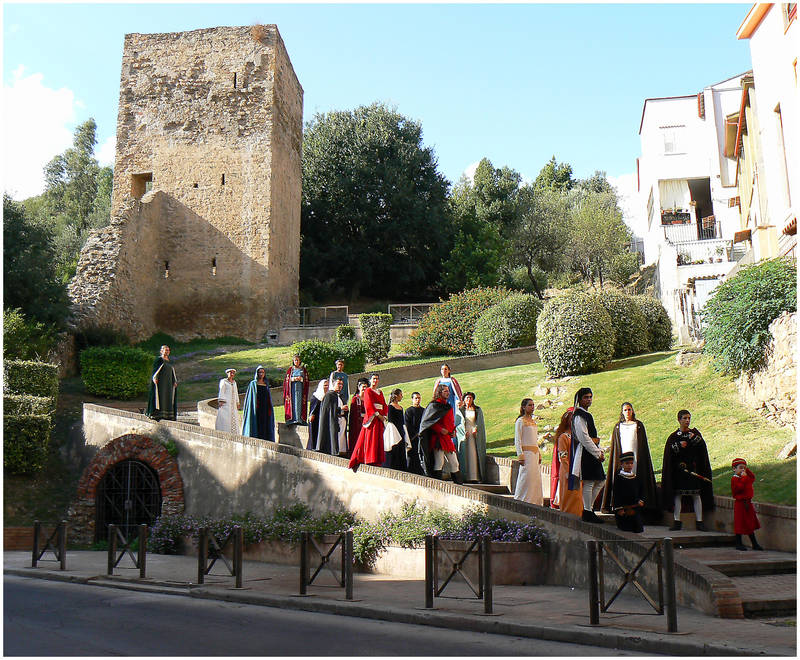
[731,458,763,551]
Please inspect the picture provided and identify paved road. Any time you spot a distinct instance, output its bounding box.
[4,576,650,656]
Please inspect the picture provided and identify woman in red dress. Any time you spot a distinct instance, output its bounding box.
[731,458,763,551]
[349,374,387,471]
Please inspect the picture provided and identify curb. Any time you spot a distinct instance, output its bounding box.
[6,568,788,656]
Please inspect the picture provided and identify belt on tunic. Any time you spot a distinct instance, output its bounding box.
[521,445,538,452]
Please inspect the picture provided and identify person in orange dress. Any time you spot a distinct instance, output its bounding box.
[348,373,387,471]
[550,407,583,516]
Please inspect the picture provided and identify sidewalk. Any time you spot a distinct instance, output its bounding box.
[5,551,795,656]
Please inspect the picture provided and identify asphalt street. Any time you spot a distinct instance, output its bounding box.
[4,575,652,656]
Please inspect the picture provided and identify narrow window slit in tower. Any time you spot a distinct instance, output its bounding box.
[211,257,217,277]
[193,183,198,189]
[221,173,226,185]
[164,261,170,279]
[233,73,237,89]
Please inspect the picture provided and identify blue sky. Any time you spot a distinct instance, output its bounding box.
[3,3,755,201]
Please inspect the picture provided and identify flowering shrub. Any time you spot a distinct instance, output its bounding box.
[404,287,512,356]
[536,292,615,377]
[148,501,549,567]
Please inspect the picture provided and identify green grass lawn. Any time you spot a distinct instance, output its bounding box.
[387,352,796,505]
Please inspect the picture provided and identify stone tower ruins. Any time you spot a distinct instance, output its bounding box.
[69,25,303,342]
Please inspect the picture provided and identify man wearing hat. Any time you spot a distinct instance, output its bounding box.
[215,368,241,434]
[731,458,763,551]
[612,451,645,533]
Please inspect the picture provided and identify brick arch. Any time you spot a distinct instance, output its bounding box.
[70,434,184,544]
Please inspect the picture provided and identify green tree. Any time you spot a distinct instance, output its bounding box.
[441,159,522,292]
[534,156,574,192]
[300,103,451,300]
[510,186,570,298]
[3,195,70,328]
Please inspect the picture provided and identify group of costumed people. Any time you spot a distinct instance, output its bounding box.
[147,348,764,549]
[548,386,764,548]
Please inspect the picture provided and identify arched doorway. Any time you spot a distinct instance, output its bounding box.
[95,459,163,542]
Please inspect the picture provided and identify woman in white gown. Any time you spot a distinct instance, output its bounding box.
[514,398,543,505]
[215,368,241,433]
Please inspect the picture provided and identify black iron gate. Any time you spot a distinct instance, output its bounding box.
[95,459,162,542]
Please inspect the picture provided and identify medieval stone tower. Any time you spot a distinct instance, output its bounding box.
[69,25,303,341]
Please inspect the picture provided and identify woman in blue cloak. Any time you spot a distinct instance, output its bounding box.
[242,365,275,442]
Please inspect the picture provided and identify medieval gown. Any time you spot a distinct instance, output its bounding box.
[308,381,327,450]
[384,404,408,471]
[514,416,543,505]
[215,378,240,434]
[348,387,387,470]
[551,430,583,516]
[731,468,760,535]
[404,405,425,475]
[317,390,348,455]
[347,392,366,456]
[241,366,275,442]
[146,357,177,421]
[456,405,487,483]
[283,365,309,424]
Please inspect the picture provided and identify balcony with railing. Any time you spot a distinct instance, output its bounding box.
[663,217,722,244]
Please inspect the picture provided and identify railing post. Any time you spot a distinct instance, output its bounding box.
[31,521,41,568]
[234,526,243,588]
[299,531,308,595]
[138,525,147,579]
[107,525,117,576]
[663,538,678,633]
[424,534,434,608]
[344,530,354,600]
[58,520,67,571]
[197,528,208,585]
[587,540,600,625]
[482,535,493,615]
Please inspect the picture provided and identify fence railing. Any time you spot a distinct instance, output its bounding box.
[298,531,354,599]
[663,220,722,244]
[297,306,349,327]
[424,534,493,614]
[587,538,678,632]
[31,520,67,570]
[107,524,148,578]
[197,526,244,588]
[387,303,440,325]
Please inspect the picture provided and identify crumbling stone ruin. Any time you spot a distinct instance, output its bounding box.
[69,25,303,342]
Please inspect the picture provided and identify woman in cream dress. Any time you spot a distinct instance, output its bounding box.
[215,368,241,434]
[514,398,543,505]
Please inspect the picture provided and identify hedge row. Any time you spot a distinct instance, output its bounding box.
[472,293,542,354]
[3,414,53,473]
[291,338,368,381]
[4,393,55,416]
[3,360,59,399]
[80,346,153,399]
[358,313,392,363]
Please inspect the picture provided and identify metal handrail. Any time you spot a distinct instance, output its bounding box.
[387,303,440,325]
[297,306,349,327]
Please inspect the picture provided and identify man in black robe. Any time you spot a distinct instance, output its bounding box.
[404,392,425,475]
[662,409,714,531]
[612,452,644,533]
[316,378,349,456]
[146,345,177,421]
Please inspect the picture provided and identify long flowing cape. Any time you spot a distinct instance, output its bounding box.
[601,420,658,515]
[417,400,452,476]
[242,370,275,442]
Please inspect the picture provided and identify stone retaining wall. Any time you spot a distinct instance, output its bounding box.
[735,311,796,429]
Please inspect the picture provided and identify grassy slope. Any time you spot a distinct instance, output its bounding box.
[387,352,796,505]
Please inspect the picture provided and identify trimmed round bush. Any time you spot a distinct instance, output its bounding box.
[633,295,673,352]
[472,293,543,353]
[536,292,615,377]
[4,413,52,474]
[590,290,649,358]
[3,360,59,399]
[358,313,392,363]
[701,258,797,374]
[80,346,152,399]
[291,338,368,380]
[404,287,512,356]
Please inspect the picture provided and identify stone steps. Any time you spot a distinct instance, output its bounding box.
[735,574,797,618]
[705,558,797,577]
[464,483,512,495]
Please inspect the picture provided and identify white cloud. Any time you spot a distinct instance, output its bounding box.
[3,66,78,200]
[462,160,480,183]
[609,172,647,238]
[96,135,116,167]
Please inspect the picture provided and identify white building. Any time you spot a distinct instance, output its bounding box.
[733,3,798,261]
[637,74,748,343]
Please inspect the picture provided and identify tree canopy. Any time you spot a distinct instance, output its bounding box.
[300,103,452,300]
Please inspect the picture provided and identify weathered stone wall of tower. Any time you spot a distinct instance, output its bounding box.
[69,25,302,342]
